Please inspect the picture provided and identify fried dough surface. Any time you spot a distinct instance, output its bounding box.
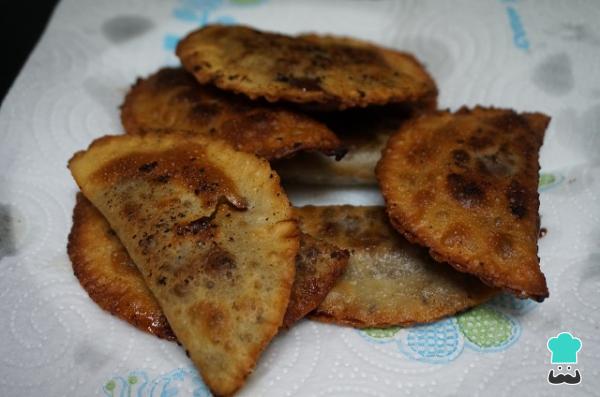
[283,233,349,328]
[68,195,348,334]
[68,133,298,396]
[68,193,175,340]
[296,206,497,328]
[376,107,549,300]
[176,25,437,109]
[275,102,434,185]
[121,67,341,160]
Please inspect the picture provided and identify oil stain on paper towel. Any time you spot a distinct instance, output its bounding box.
[531,53,574,96]
[557,23,600,47]
[575,104,600,161]
[74,342,111,372]
[553,104,600,163]
[0,204,17,259]
[102,16,154,44]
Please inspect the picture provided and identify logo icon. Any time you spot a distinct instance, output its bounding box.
[547,332,582,385]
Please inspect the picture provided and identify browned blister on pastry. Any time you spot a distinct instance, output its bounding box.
[68,193,175,340]
[67,196,347,334]
[275,101,435,185]
[176,25,437,110]
[376,106,550,301]
[121,67,341,160]
[68,132,298,396]
[296,205,497,328]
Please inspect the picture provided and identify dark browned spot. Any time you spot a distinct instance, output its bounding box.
[171,244,231,296]
[330,249,349,261]
[189,103,221,122]
[506,180,528,219]
[452,149,470,168]
[476,153,514,177]
[175,216,214,237]
[153,174,171,183]
[275,74,322,91]
[153,68,195,90]
[467,134,493,150]
[138,233,155,254]
[330,44,384,66]
[194,180,220,195]
[296,253,316,276]
[486,111,530,132]
[321,221,338,237]
[447,173,484,208]
[539,227,547,238]
[138,161,158,173]
[204,245,236,277]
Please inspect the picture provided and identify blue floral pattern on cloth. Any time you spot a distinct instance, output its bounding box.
[399,319,464,363]
[164,0,266,51]
[358,293,535,363]
[103,368,211,397]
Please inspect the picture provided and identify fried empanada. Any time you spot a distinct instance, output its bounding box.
[68,194,348,335]
[376,107,550,300]
[68,133,298,396]
[274,102,434,185]
[68,193,175,340]
[176,25,437,110]
[296,206,497,328]
[121,67,342,160]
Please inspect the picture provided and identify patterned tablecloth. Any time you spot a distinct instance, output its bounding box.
[0,1,598,396]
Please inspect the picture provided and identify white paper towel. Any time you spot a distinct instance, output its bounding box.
[0,0,599,396]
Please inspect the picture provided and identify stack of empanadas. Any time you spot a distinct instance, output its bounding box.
[67,25,549,395]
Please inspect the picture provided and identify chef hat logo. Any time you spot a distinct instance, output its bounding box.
[547,332,582,364]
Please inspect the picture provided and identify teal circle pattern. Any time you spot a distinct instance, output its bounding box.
[398,318,464,363]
